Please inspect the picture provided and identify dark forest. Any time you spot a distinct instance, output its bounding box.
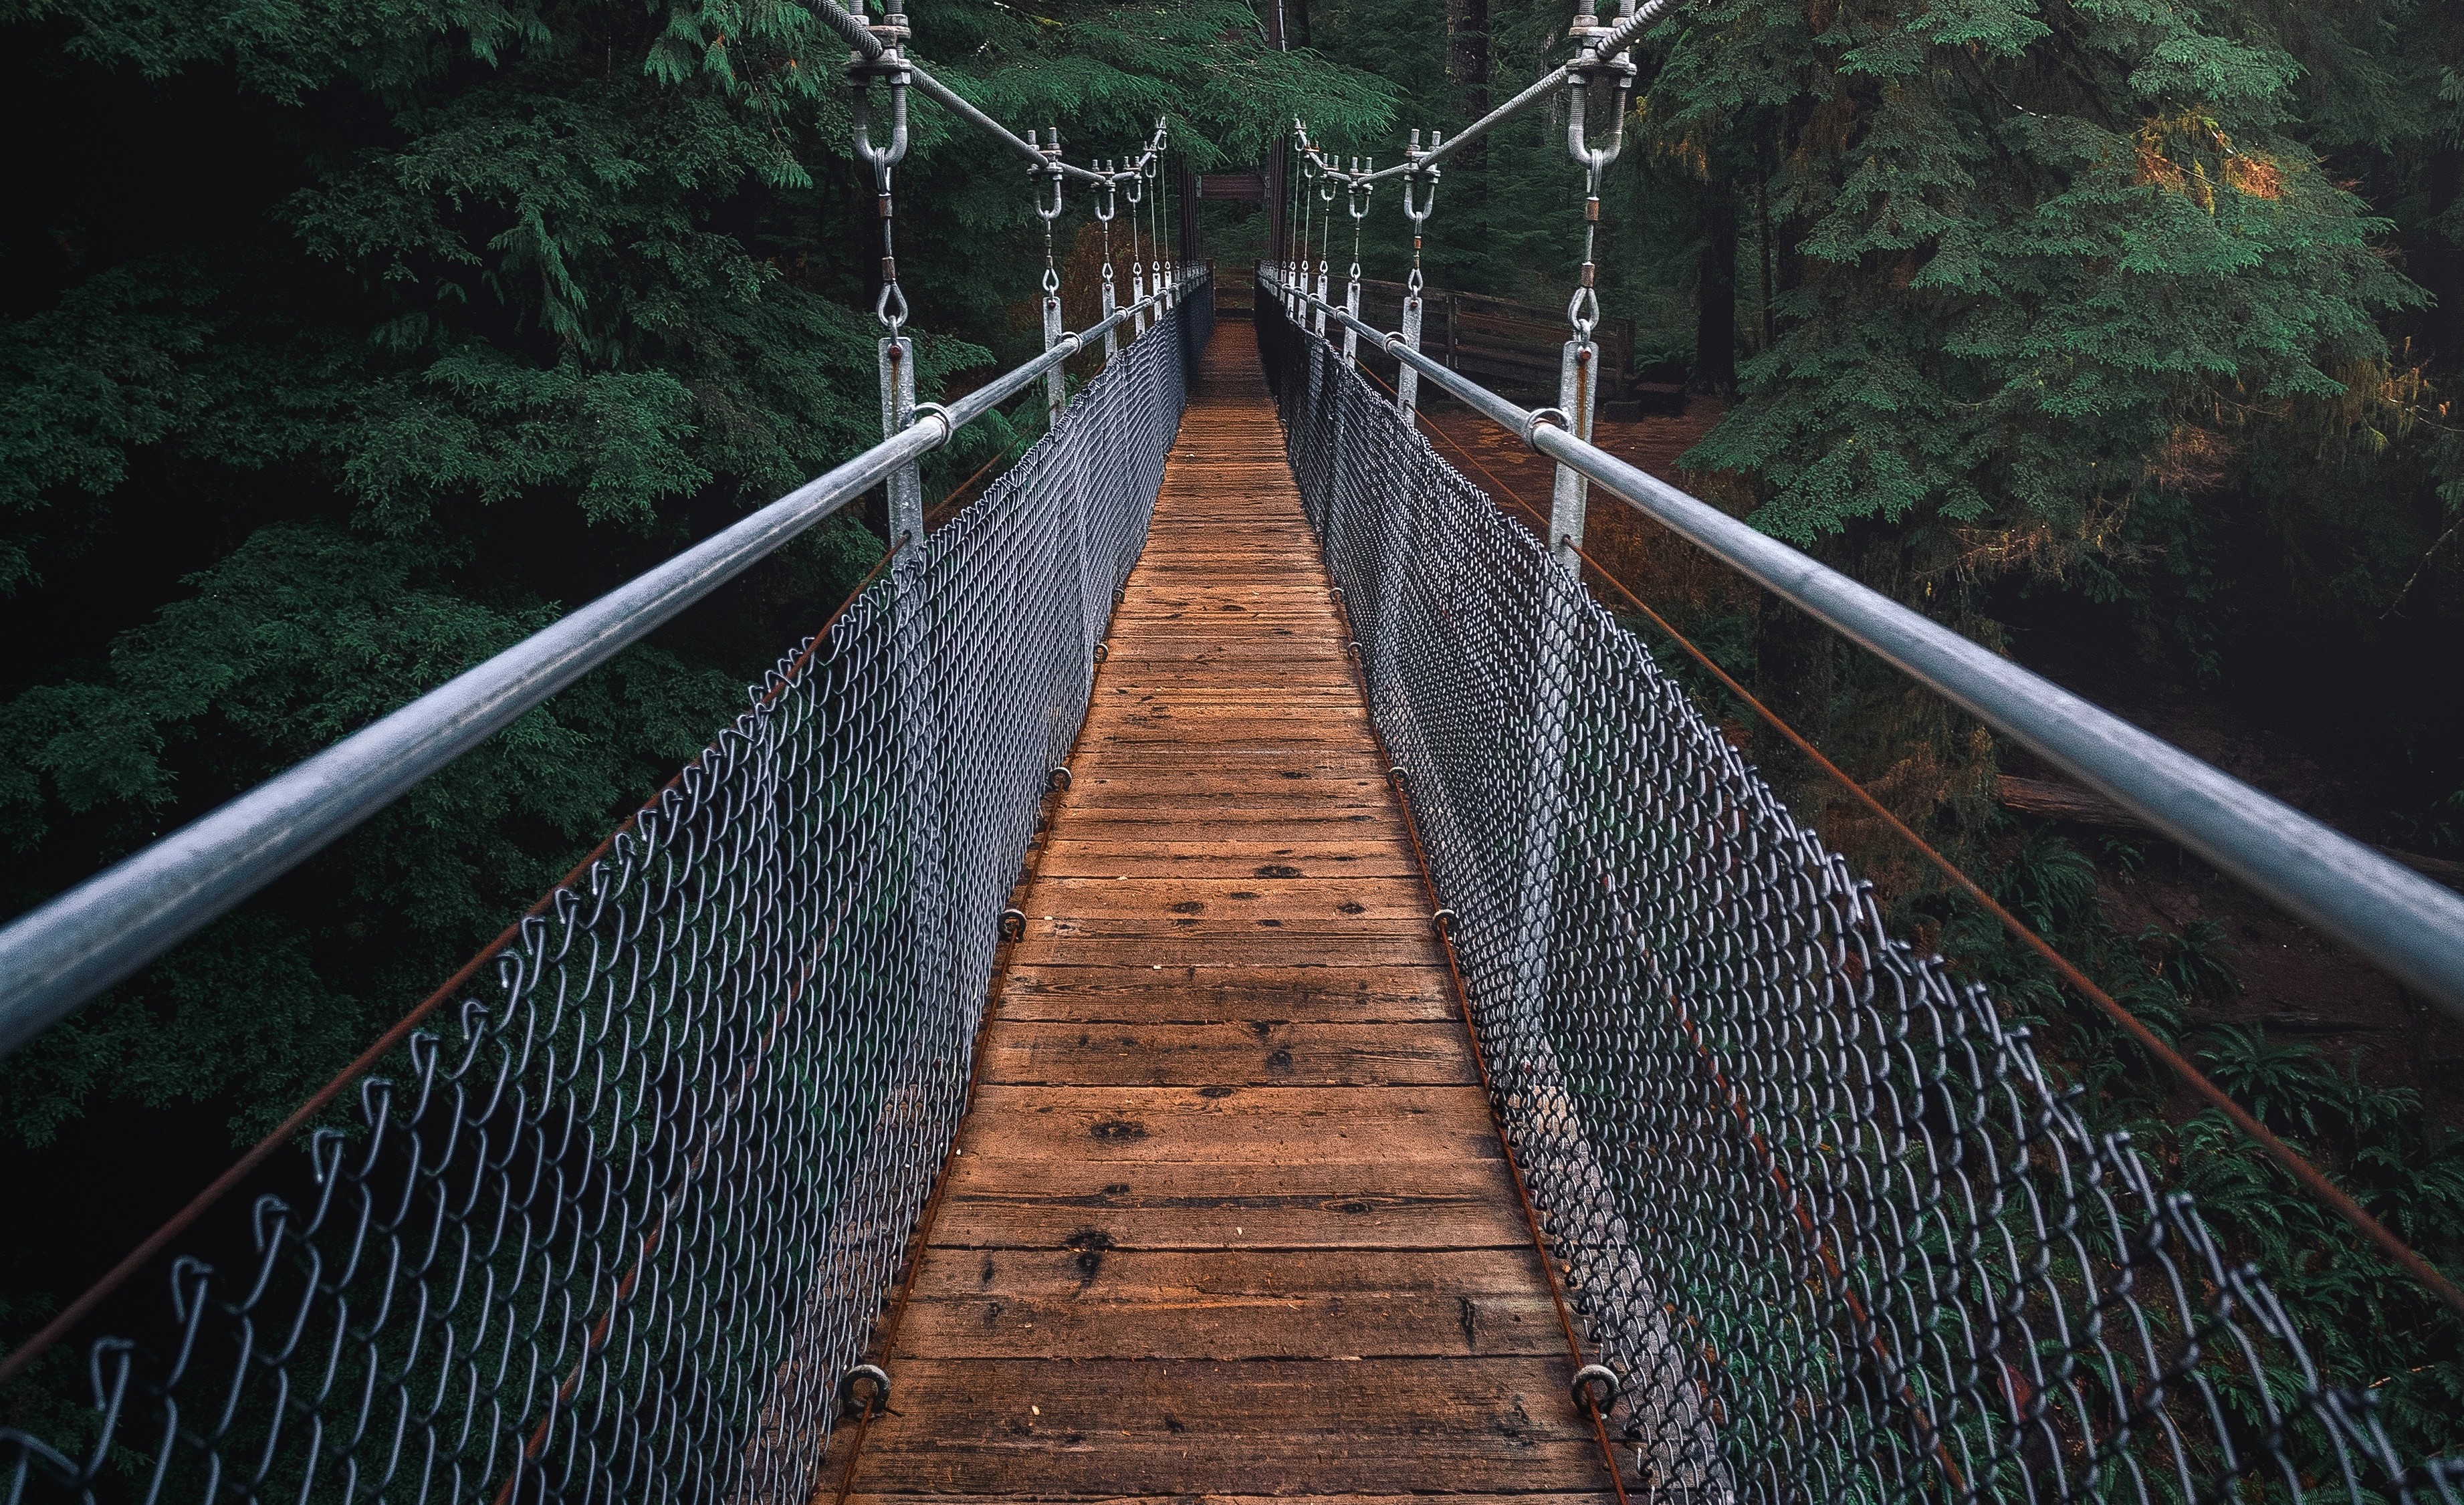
[3,0,2462,1481]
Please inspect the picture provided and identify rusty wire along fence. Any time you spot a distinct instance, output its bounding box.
[3,283,1210,1505]
[1257,285,2459,1504]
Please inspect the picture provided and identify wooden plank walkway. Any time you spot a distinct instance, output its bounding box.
[829,320,1616,1502]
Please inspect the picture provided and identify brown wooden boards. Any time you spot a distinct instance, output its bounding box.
[829,318,1613,1502]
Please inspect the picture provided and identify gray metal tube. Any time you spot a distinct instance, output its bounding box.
[0,284,1201,1062]
[813,0,885,60]
[905,64,1146,187]
[1265,270,2464,1018]
[1355,65,1571,185]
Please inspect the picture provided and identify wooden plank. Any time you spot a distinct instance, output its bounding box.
[1014,915,1440,937]
[932,1157,1533,1250]
[955,1084,1500,1165]
[826,1358,1607,1495]
[1006,933,1443,968]
[1035,841,1423,879]
[982,1021,1476,1086]
[1041,810,1408,833]
[994,964,1460,1022]
[896,1248,1560,1359]
[847,1497,1616,1505]
[1020,877,1429,920]
[853,1496,1616,1504]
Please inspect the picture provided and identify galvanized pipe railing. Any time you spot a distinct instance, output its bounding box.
[0,275,1202,1062]
[1260,265,2464,1020]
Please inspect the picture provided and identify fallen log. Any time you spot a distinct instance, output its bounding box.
[1995,776,2464,890]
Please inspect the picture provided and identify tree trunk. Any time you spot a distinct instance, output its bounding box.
[1446,0,1488,177]
[1694,183,1737,394]
[1756,176,1776,352]
[1263,1,1286,270]
[2419,148,2464,370]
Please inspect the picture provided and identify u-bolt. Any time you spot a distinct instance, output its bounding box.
[849,64,910,177]
[1402,156,1441,227]
[1565,3,1639,177]
[1033,131,1065,221]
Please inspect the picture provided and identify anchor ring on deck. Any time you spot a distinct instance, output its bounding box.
[1432,907,1458,937]
[1000,908,1027,942]
[1048,766,1073,792]
[841,1363,891,1419]
[1571,1363,1621,1413]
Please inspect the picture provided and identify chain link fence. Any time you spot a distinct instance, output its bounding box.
[1257,283,2459,1504]
[1,282,1210,1505]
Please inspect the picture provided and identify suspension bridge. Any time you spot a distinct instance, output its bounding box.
[5,4,2464,1504]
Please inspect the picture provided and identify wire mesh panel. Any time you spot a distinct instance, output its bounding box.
[1256,284,2459,1504]
[1,280,1210,1505]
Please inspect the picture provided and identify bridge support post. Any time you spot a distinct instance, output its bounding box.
[1095,158,1121,366]
[1343,270,1361,369]
[1395,294,1423,418]
[1099,271,1118,364]
[877,326,954,1314]
[1042,292,1067,425]
[1323,344,1349,569]
[880,335,923,545]
[1546,338,1598,571]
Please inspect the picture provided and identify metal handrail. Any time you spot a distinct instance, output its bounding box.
[0,274,1206,1061]
[1260,265,2464,1020]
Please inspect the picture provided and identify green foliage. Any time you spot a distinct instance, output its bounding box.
[0,12,1389,1381]
[1301,0,2464,1476]
[2197,1024,2334,1134]
[1660,0,2415,566]
[2141,914,2242,1000]
[1991,824,2099,933]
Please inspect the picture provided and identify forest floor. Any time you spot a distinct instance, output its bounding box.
[1417,391,2464,1125]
